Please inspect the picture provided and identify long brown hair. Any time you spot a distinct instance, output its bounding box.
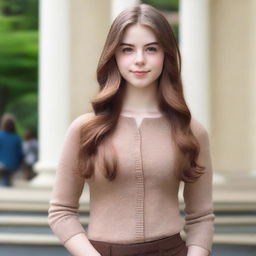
[78,4,204,183]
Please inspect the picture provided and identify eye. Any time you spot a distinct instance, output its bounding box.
[146,47,157,52]
[122,47,133,53]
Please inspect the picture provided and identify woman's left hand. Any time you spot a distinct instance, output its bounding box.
[187,245,210,256]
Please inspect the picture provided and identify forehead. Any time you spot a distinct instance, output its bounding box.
[121,24,157,44]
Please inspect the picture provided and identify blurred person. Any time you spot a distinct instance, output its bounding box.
[22,129,38,180]
[0,113,23,187]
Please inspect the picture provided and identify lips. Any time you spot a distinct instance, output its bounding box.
[131,70,149,77]
[132,70,149,74]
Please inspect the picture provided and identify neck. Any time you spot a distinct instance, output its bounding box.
[121,82,160,113]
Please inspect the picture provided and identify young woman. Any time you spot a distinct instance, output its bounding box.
[48,4,215,256]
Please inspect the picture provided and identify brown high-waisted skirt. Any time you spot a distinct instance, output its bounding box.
[89,233,188,256]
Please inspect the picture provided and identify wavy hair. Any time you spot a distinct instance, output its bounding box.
[77,4,204,182]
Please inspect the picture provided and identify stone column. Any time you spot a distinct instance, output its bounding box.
[31,0,71,187]
[180,0,225,184]
[250,0,256,177]
[69,0,111,118]
[179,0,210,131]
[211,0,254,174]
[31,0,111,188]
[111,0,140,21]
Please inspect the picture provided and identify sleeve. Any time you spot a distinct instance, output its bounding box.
[183,118,215,253]
[48,114,92,244]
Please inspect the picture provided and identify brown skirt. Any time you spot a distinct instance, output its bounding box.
[89,233,188,256]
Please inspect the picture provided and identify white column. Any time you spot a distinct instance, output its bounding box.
[179,0,210,131]
[111,0,140,21]
[31,0,70,187]
[180,0,225,184]
[250,0,256,177]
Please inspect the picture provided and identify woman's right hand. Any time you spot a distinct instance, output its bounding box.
[64,233,102,256]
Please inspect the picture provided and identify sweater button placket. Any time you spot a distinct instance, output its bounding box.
[134,128,145,242]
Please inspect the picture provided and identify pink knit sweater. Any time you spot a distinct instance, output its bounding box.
[48,112,215,253]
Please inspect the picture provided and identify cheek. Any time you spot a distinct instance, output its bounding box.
[149,55,164,74]
[116,55,131,70]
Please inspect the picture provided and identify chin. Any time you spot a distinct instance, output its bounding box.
[131,83,153,89]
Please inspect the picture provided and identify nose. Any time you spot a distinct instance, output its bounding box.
[134,50,145,66]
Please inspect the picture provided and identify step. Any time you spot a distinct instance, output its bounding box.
[0,216,89,226]
[0,233,59,245]
[1,215,255,226]
[1,185,256,212]
[0,214,255,246]
[0,201,90,212]
[1,201,255,213]
[0,233,255,246]
[214,216,256,225]
[213,234,256,245]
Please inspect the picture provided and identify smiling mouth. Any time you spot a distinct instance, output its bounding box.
[131,71,149,77]
[131,71,149,73]
[131,71,150,77]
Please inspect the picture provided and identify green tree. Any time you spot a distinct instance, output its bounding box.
[6,93,38,136]
[0,0,38,29]
[141,0,180,42]
[0,0,38,135]
[0,31,38,116]
[142,0,179,11]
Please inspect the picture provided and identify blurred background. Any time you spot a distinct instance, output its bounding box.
[0,0,255,255]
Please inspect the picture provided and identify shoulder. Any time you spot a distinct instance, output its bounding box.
[62,112,95,143]
[190,117,209,144]
[68,112,95,133]
[0,130,7,136]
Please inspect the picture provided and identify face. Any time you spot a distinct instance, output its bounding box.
[115,24,165,90]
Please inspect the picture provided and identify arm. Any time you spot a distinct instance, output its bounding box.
[183,119,215,256]
[64,233,101,256]
[48,113,100,256]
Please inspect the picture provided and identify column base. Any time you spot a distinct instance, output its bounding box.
[29,161,56,188]
[213,172,226,185]
[250,169,256,177]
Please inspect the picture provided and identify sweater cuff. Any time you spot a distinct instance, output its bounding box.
[51,215,87,244]
[184,210,215,252]
[184,218,215,253]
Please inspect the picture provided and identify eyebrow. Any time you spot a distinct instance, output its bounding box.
[119,42,159,47]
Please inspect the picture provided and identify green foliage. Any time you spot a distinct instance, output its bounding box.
[0,31,38,111]
[0,0,38,29]
[0,0,38,136]
[141,0,179,11]
[141,0,180,43]
[0,31,38,65]
[0,14,37,30]
[6,93,38,136]
[172,23,179,42]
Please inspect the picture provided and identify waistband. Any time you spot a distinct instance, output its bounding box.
[89,233,186,255]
